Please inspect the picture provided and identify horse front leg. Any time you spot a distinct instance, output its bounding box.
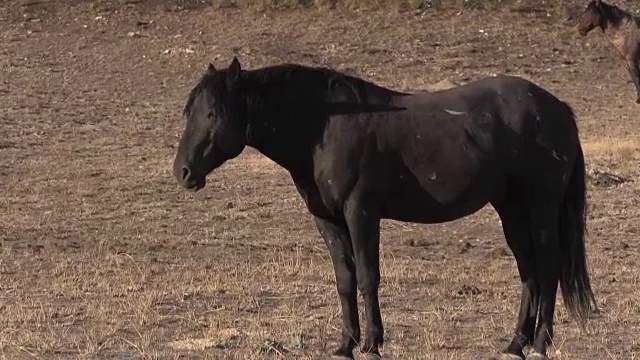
[314,217,360,359]
[625,54,640,103]
[344,197,384,358]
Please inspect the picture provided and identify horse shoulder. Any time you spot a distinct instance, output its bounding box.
[292,168,342,219]
[289,129,357,219]
[633,14,640,32]
[630,16,640,51]
[609,17,640,57]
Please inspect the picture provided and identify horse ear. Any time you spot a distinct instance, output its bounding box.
[227,56,241,89]
[207,63,216,73]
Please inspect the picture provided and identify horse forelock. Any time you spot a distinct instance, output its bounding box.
[183,72,217,118]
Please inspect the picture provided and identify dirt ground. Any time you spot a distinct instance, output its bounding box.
[2,0,640,359]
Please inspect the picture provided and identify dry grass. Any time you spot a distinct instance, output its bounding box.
[1,0,640,359]
[78,0,592,14]
[583,137,640,158]
[583,137,640,177]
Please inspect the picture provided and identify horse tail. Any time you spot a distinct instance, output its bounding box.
[558,137,598,324]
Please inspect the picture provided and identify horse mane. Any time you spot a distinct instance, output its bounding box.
[244,63,408,104]
[598,1,633,25]
[182,62,410,120]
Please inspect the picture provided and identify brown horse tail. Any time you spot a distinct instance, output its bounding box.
[558,140,598,324]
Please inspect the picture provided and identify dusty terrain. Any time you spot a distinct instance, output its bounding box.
[1,0,640,359]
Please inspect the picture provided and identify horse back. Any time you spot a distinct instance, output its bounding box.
[379,74,578,179]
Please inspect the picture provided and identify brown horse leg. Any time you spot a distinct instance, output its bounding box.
[625,55,640,103]
[493,193,537,360]
[315,217,360,359]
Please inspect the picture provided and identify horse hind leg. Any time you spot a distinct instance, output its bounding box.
[495,194,562,360]
[528,160,596,359]
[525,202,564,360]
[492,182,538,360]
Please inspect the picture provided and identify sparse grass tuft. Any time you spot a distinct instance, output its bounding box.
[583,137,640,159]
[583,137,640,175]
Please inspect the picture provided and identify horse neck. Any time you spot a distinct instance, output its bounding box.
[240,69,406,172]
[600,4,629,34]
[244,96,321,173]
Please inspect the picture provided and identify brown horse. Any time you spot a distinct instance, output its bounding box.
[578,0,640,103]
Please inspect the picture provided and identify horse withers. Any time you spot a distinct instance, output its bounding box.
[172,57,598,360]
[578,0,640,103]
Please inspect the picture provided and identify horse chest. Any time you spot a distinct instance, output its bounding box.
[606,30,632,59]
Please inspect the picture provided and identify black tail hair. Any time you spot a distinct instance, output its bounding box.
[558,141,598,323]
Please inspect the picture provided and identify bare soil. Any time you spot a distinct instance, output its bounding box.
[1,0,640,359]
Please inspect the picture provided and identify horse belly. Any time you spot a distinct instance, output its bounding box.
[381,169,498,224]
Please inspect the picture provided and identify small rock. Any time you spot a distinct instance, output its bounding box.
[455,284,483,298]
[459,241,473,254]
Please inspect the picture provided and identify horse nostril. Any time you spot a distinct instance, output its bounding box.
[181,166,191,182]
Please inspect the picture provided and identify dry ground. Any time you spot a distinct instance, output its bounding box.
[2,0,640,359]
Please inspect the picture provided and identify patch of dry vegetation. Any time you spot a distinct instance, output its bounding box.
[583,137,640,178]
[583,137,640,159]
[83,0,586,15]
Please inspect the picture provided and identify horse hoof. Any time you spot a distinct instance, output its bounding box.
[362,353,382,360]
[331,356,353,360]
[331,347,354,360]
[525,352,550,360]
[359,345,382,359]
[331,353,353,360]
[494,353,524,360]
[360,350,382,360]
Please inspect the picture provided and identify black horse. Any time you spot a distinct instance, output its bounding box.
[172,57,597,360]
